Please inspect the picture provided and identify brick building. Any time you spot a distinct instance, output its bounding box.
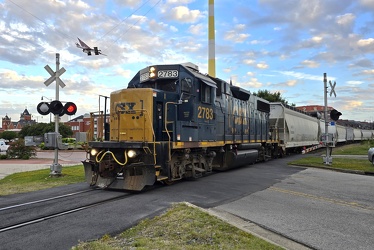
[1,109,36,133]
[65,113,110,140]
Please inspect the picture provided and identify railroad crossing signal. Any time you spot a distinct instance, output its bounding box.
[37,100,77,116]
[44,65,66,88]
[329,80,336,97]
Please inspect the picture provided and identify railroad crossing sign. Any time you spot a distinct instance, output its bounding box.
[329,80,336,97]
[44,65,66,88]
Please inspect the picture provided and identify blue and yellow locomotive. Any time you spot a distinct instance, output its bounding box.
[83,63,277,191]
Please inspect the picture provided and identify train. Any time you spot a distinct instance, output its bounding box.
[82,62,373,191]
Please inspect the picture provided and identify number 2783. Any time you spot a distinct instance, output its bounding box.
[198,106,214,120]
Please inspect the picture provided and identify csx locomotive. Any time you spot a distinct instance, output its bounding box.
[83,62,278,190]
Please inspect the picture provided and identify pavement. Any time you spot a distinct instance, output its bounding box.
[0,151,369,250]
[0,150,86,179]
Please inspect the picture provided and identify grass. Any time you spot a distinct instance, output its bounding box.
[332,141,374,155]
[288,157,374,172]
[0,165,84,196]
[289,141,374,172]
[73,203,283,250]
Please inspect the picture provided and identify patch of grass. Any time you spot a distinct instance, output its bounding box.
[333,141,374,155]
[0,165,84,196]
[73,203,283,250]
[289,156,374,172]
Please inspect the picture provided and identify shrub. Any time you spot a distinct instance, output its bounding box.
[0,154,7,160]
[7,139,37,159]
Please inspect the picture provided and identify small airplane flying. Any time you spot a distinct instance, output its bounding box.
[76,37,106,56]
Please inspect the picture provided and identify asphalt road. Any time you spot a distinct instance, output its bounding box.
[0,154,373,250]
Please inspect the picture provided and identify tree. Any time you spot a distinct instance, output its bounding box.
[253,89,295,106]
[18,122,73,138]
[0,131,17,140]
[7,139,37,159]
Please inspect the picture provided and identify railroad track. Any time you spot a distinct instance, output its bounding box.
[0,189,134,233]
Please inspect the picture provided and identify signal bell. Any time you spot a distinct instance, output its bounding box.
[330,109,342,121]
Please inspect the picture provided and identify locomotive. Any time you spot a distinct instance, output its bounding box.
[83,62,374,190]
[83,62,278,191]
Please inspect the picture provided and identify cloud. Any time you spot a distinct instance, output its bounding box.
[301,60,320,68]
[163,6,203,23]
[256,62,269,69]
[335,13,355,26]
[188,23,204,35]
[346,80,363,85]
[240,78,263,89]
[342,100,363,110]
[224,24,250,43]
[357,38,374,53]
[0,69,44,89]
[276,70,328,81]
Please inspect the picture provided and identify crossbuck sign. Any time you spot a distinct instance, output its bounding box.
[44,65,66,88]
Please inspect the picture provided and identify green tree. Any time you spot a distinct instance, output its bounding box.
[253,89,295,106]
[59,123,73,138]
[7,139,37,160]
[0,131,18,140]
[18,122,73,138]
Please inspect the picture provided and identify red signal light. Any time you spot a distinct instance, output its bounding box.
[64,102,77,115]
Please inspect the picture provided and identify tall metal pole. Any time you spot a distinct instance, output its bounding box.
[208,0,216,77]
[323,73,331,165]
[51,53,62,176]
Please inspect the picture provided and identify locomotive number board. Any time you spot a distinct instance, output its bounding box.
[158,70,178,78]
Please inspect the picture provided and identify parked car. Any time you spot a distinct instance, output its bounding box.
[0,140,10,152]
[368,148,374,165]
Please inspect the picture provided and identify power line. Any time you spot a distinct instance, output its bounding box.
[113,0,162,45]
[96,0,153,43]
[6,0,76,40]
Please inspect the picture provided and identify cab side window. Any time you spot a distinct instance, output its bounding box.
[201,83,212,104]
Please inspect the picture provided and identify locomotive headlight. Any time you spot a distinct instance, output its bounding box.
[90,148,98,156]
[149,66,156,78]
[127,149,138,158]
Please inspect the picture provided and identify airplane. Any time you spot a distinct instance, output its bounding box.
[75,37,107,56]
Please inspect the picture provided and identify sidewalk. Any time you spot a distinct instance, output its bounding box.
[0,151,85,179]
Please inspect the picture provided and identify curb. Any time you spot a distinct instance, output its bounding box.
[289,164,374,176]
[183,202,312,250]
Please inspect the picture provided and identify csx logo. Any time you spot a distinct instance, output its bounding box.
[117,102,136,112]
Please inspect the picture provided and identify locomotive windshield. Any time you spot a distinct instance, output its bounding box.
[138,79,178,92]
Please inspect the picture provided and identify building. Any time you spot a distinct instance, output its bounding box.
[1,108,36,133]
[64,113,109,140]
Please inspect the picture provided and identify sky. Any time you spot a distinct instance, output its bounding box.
[1,0,374,126]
